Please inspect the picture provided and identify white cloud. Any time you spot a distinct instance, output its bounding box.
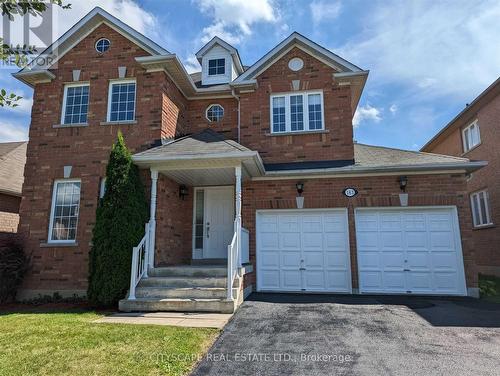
[310,0,341,25]
[0,121,29,142]
[54,1,158,40]
[196,0,278,44]
[184,55,201,74]
[337,1,500,99]
[389,104,397,115]
[353,104,382,128]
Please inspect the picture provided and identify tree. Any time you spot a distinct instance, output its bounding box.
[1,0,71,107]
[87,132,149,307]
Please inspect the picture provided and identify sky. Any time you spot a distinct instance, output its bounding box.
[0,0,499,150]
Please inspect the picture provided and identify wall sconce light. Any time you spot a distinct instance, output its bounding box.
[179,185,188,200]
[398,176,408,192]
[296,182,304,196]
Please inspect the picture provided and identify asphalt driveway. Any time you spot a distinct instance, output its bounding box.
[192,294,500,376]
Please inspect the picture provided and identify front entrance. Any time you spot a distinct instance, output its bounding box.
[193,186,234,259]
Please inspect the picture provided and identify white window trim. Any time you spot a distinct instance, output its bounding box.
[207,57,226,77]
[205,104,224,122]
[270,90,325,134]
[48,179,81,244]
[95,38,110,53]
[61,82,90,125]
[470,189,493,228]
[106,78,137,123]
[99,177,107,199]
[462,120,480,153]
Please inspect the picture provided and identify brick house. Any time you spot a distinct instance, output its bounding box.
[0,141,27,235]
[14,7,486,311]
[421,77,500,277]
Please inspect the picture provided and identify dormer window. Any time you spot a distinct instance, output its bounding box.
[208,58,225,76]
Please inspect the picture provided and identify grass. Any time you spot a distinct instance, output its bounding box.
[0,304,218,376]
[479,274,500,303]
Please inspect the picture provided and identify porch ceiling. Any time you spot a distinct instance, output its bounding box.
[161,166,242,186]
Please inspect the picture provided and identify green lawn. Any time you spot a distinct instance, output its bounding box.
[0,305,218,376]
[479,274,500,303]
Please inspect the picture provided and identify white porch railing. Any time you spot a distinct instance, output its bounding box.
[227,229,238,301]
[128,222,150,300]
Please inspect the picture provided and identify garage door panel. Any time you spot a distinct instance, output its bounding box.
[282,270,301,290]
[260,252,280,267]
[360,271,383,290]
[257,210,350,293]
[356,208,466,296]
[260,270,280,290]
[383,272,406,290]
[326,252,349,268]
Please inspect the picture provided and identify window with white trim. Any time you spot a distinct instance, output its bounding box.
[270,91,324,133]
[470,190,492,227]
[206,104,224,122]
[462,120,480,152]
[208,58,225,76]
[108,80,136,122]
[61,83,89,125]
[48,179,81,243]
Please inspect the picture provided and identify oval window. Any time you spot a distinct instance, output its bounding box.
[288,57,304,71]
[206,104,224,122]
[95,38,111,53]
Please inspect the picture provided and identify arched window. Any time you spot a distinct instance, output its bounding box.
[95,38,111,53]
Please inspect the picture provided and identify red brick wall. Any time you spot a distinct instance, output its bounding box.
[18,24,186,294]
[155,175,193,265]
[239,47,354,165]
[241,173,477,290]
[425,94,500,276]
[0,193,21,233]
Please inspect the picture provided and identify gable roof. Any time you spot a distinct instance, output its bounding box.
[0,141,27,196]
[234,32,366,83]
[13,6,169,86]
[421,76,500,152]
[195,36,244,74]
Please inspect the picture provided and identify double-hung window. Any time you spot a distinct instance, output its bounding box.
[108,80,136,122]
[208,58,225,76]
[470,190,492,227]
[270,91,324,133]
[462,120,480,152]
[61,83,89,125]
[48,179,81,243]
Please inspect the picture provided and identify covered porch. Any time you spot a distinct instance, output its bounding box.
[120,130,264,310]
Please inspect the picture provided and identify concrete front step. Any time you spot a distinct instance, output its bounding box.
[136,286,238,299]
[149,266,226,278]
[118,298,236,314]
[139,276,227,288]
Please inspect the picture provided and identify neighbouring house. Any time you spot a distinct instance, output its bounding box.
[13,7,487,311]
[0,141,27,235]
[421,77,500,277]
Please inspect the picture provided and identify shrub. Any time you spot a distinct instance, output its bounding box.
[87,132,149,307]
[0,237,30,303]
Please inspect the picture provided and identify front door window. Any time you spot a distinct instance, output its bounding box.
[194,189,205,250]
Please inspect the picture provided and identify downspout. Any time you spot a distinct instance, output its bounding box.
[231,88,241,143]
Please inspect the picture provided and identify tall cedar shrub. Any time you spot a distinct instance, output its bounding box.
[87,132,149,306]
[0,236,30,303]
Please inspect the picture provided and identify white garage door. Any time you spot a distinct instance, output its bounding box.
[256,209,351,293]
[355,207,466,296]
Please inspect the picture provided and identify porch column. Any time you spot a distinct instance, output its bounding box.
[148,169,159,270]
[235,165,242,268]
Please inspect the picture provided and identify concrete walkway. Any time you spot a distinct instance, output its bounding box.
[94,311,232,329]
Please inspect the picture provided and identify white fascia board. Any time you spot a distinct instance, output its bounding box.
[133,151,260,163]
[263,161,488,177]
[334,71,370,78]
[235,32,363,82]
[12,70,56,87]
[17,7,168,75]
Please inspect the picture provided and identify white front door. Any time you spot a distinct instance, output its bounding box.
[204,187,234,259]
[355,207,467,296]
[256,209,351,293]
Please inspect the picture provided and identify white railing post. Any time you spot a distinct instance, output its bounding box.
[227,242,234,300]
[129,247,138,300]
[143,222,150,278]
[235,165,242,268]
[148,169,158,270]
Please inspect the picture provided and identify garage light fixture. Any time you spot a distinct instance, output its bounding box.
[398,176,408,192]
[296,182,304,196]
[179,185,188,200]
